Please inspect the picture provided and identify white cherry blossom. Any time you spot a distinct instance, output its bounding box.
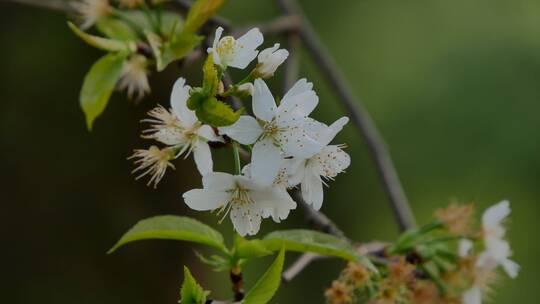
[462,286,482,304]
[460,201,519,304]
[242,163,297,222]
[476,200,519,278]
[129,146,175,188]
[287,116,350,210]
[219,78,323,185]
[183,172,296,236]
[118,54,150,100]
[253,43,289,78]
[71,0,111,29]
[142,77,223,176]
[207,27,263,70]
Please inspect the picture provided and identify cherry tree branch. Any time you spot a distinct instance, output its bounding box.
[274,0,416,232]
[8,0,416,283]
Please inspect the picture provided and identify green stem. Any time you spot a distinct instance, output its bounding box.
[232,142,241,175]
[141,3,160,35]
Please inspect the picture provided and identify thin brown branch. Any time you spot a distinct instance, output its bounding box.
[283,31,301,91]
[282,253,322,283]
[274,0,416,232]
[292,191,346,239]
[3,0,72,12]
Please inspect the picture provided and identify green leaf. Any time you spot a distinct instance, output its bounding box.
[160,11,184,39]
[68,22,135,52]
[234,235,273,261]
[243,248,285,304]
[117,10,153,32]
[160,33,203,71]
[202,54,219,95]
[147,31,203,71]
[183,0,227,34]
[95,17,139,41]
[195,97,242,127]
[180,266,208,304]
[80,52,126,130]
[108,215,227,253]
[261,229,358,261]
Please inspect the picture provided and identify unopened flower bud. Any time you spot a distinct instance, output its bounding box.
[252,43,289,78]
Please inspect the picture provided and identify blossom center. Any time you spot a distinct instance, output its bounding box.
[217,36,236,64]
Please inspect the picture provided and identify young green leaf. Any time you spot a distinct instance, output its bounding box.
[147,31,203,71]
[160,11,184,39]
[183,0,227,34]
[108,215,227,253]
[262,229,358,261]
[195,97,242,127]
[80,52,126,130]
[243,248,285,304]
[68,22,136,52]
[202,54,219,95]
[95,17,139,41]
[180,266,208,304]
[159,33,203,71]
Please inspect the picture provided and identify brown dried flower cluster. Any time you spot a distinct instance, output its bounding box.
[435,203,475,235]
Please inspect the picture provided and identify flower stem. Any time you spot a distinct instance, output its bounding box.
[232,142,242,175]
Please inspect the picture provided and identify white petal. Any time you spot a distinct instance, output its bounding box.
[256,44,289,77]
[256,189,297,223]
[197,125,224,143]
[459,239,473,257]
[230,203,262,236]
[315,145,351,178]
[282,78,313,102]
[301,170,324,210]
[501,258,520,278]
[304,117,349,146]
[241,163,252,178]
[218,115,263,145]
[207,26,223,66]
[462,287,482,304]
[322,117,349,145]
[170,77,197,127]
[258,43,280,61]
[229,28,263,69]
[183,189,230,211]
[285,158,306,187]
[151,128,185,146]
[482,200,510,230]
[278,126,323,159]
[278,87,318,118]
[202,172,236,191]
[251,138,283,186]
[193,141,213,175]
[252,79,277,122]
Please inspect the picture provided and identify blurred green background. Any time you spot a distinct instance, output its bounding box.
[1,0,539,303]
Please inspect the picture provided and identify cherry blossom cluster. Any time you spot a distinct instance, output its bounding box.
[131,27,351,236]
[324,200,519,304]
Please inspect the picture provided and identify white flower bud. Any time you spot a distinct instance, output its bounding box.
[237,83,254,95]
[253,43,289,78]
